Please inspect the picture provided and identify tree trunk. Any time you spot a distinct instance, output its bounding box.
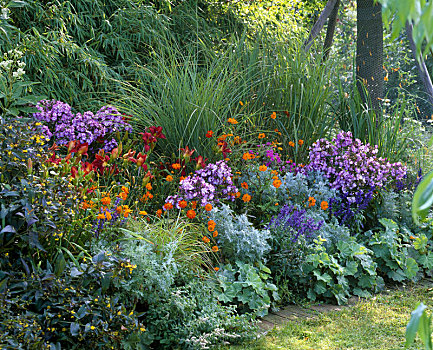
[304,0,339,52]
[323,0,341,61]
[406,21,433,108]
[356,0,383,112]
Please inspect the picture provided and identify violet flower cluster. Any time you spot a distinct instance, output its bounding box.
[166,160,238,208]
[267,204,323,243]
[33,100,132,152]
[256,143,282,168]
[329,187,374,228]
[305,131,406,193]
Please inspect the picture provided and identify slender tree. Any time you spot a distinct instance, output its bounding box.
[323,0,341,60]
[356,0,383,111]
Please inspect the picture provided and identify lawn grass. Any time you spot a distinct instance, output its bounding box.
[227,285,433,350]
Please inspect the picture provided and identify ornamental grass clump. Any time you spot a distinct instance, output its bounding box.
[306,131,407,194]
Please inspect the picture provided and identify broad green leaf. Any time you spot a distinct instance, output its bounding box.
[405,303,427,348]
[412,170,433,224]
[405,257,419,280]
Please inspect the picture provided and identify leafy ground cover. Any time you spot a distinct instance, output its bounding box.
[229,285,433,350]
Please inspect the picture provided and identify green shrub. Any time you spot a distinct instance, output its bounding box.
[215,260,279,317]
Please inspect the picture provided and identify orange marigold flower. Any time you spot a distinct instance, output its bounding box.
[239,101,244,106]
[410,235,416,240]
[271,112,277,119]
[163,202,173,210]
[191,201,197,210]
[308,197,316,207]
[116,206,123,214]
[105,212,112,221]
[179,200,188,209]
[97,213,106,220]
[206,130,214,138]
[186,210,196,219]
[118,191,127,200]
[166,175,173,182]
[320,201,328,210]
[146,183,152,190]
[156,209,163,217]
[121,186,129,195]
[139,210,148,216]
[227,118,238,124]
[213,230,218,238]
[211,246,219,252]
[204,203,213,211]
[202,236,210,243]
[241,182,248,189]
[258,133,265,139]
[101,196,111,205]
[180,176,186,182]
[172,163,181,170]
[242,193,252,202]
[259,165,267,171]
[146,192,154,199]
[235,192,241,198]
[208,220,216,232]
[214,267,220,272]
[298,139,304,146]
[273,179,282,188]
[123,207,133,218]
[289,141,295,147]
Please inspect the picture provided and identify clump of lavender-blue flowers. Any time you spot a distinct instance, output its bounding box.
[166,160,238,208]
[305,131,407,193]
[32,100,132,152]
[267,204,324,243]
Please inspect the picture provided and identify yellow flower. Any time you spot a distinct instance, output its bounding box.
[139,210,148,216]
[227,118,238,124]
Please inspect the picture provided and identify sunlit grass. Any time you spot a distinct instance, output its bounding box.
[226,285,433,350]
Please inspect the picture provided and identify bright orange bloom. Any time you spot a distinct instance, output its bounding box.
[242,152,255,160]
[204,203,213,211]
[206,130,213,138]
[146,192,154,199]
[166,175,173,182]
[101,196,111,205]
[258,133,265,139]
[298,139,304,146]
[289,141,295,147]
[180,176,186,182]
[172,163,181,170]
[123,207,133,218]
[211,246,219,252]
[213,230,218,238]
[239,101,244,106]
[214,267,220,272]
[139,210,148,216]
[241,182,248,189]
[105,211,112,221]
[116,206,123,214]
[259,165,267,171]
[191,201,197,210]
[242,194,252,202]
[97,213,106,220]
[227,118,238,124]
[121,186,129,195]
[202,236,210,243]
[186,210,196,219]
[208,220,216,232]
[273,179,282,188]
[178,200,188,209]
[308,197,316,207]
[163,202,173,210]
[271,112,277,119]
[146,183,152,190]
[235,192,241,198]
[321,201,328,210]
[156,209,163,217]
[118,191,127,200]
